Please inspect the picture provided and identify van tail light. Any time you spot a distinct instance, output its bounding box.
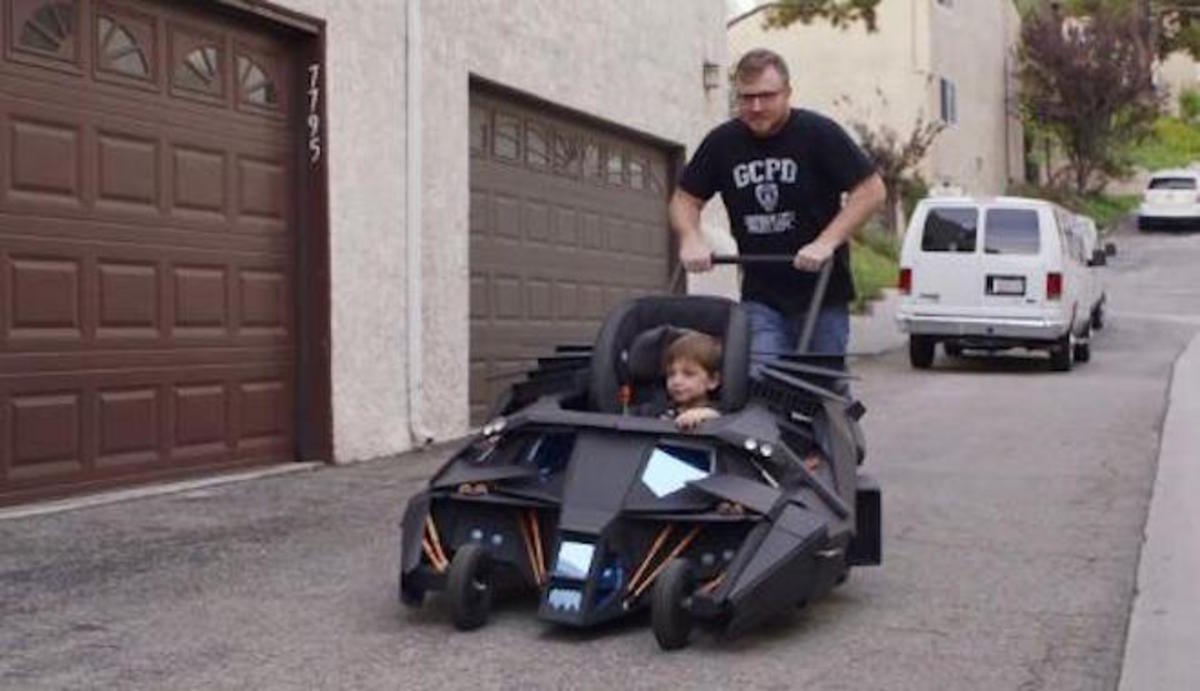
[899,268,912,295]
[1046,272,1063,301]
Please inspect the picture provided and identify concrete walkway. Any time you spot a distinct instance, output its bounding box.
[1119,331,1200,691]
[849,287,907,356]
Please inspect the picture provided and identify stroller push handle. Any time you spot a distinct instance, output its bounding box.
[708,254,833,355]
[711,253,803,265]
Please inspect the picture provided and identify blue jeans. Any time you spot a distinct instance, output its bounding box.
[745,301,849,374]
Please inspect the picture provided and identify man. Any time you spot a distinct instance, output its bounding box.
[670,48,886,365]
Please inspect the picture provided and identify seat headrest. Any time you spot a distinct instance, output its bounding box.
[626,325,684,383]
[588,295,749,413]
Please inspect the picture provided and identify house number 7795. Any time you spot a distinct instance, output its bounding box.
[307,63,321,165]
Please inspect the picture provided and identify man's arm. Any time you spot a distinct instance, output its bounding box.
[793,172,886,271]
[669,188,713,272]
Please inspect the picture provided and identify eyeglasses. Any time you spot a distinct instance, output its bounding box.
[736,90,786,106]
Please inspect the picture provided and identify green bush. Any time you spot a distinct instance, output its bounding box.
[856,219,901,262]
[1076,194,1140,233]
[850,238,899,314]
[899,175,930,225]
[1128,117,1200,171]
[1181,89,1200,123]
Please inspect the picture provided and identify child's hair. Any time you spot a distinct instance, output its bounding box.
[663,330,722,375]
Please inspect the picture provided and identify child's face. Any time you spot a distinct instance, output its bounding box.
[665,356,720,409]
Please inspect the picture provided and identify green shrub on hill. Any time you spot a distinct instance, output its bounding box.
[850,238,898,314]
[1128,117,1200,171]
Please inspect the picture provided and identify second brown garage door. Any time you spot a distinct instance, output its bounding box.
[468,88,677,423]
[0,0,300,503]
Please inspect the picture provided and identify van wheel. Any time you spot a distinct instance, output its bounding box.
[1092,306,1104,331]
[944,342,963,358]
[1050,334,1073,372]
[909,336,935,369]
[1074,325,1092,363]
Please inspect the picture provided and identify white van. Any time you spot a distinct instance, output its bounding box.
[1066,213,1107,331]
[895,196,1096,371]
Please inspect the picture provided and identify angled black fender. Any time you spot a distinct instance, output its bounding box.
[847,473,881,566]
[399,491,432,574]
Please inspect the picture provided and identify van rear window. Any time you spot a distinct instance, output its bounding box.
[920,207,977,252]
[1148,177,1197,190]
[984,208,1040,255]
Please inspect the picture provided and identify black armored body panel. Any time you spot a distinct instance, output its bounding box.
[398,268,882,650]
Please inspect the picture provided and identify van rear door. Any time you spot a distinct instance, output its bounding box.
[978,206,1047,319]
[907,205,981,316]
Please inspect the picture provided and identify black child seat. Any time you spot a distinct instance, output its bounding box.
[588,295,750,414]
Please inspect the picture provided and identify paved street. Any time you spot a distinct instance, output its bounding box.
[2,225,1198,691]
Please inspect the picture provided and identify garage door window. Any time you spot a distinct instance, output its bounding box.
[583,142,602,181]
[526,122,549,168]
[174,43,223,97]
[493,112,521,160]
[606,149,624,186]
[97,15,149,78]
[628,158,645,190]
[237,55,278,107]
[19,1,75,52]
[553,131,581,176]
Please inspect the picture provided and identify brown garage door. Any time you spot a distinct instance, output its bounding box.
[469,88,677,423]
[0,0,299,503]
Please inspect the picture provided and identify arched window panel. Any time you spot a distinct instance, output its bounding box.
[95,7,156,85]
[177,46,220,91]
[169,24,225,103]
[12,0,80,66]
[236,52,283,113]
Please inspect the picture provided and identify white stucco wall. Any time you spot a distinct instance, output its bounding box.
[271,0,413,461]
[729,0,1022,198]
[268,2,728,461]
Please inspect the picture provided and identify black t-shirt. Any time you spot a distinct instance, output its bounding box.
[678,109,876,317]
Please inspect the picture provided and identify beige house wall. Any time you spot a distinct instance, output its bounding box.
[928,0,1022,194]
[1157,50,1200,115]
[276,1,729,461]
[729,0,1022,200]
[729,1,933,156]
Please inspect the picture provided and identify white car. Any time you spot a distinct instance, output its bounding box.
[896,196,1097,371]
[1138,168,1200,231]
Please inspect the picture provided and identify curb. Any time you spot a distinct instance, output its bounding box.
[1118,332,1200,691]
[0,462,324,521]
